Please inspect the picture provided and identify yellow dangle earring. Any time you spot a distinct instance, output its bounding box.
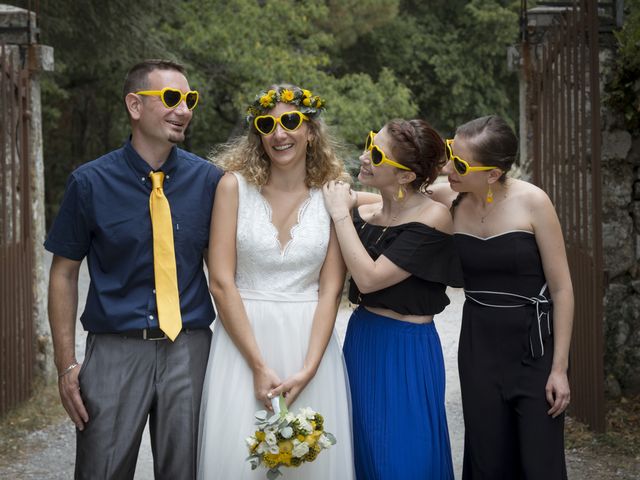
[486,185,494,203]
[396,185,405,201]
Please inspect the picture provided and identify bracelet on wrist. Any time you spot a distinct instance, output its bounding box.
[58,362,79,378]
[334,214,351,224]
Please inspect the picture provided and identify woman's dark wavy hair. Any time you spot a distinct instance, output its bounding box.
[385,118,446,194]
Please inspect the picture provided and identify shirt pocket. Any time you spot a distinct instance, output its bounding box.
[173,210,209,254]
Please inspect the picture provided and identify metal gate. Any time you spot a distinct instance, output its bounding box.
[0,44,34,416]
[522,0,605,431]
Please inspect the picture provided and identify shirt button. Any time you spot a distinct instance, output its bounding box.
[166,175,170,179]
[141,177,145,182]
[153,289,156,294]
[149,315,154,320]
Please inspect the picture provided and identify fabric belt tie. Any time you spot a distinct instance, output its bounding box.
[149,171,182,341]
[464,283,552,359]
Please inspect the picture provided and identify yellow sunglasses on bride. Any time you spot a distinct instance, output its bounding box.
[253,111,309,135]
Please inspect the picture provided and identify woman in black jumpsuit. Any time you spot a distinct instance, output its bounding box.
[431,115,573,479]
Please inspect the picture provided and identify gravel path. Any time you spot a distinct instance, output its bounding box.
[0,255,480,479]
[3,254,638,479]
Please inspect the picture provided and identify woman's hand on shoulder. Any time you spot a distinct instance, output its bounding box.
[427,182,457,209]
[322,180,354,220]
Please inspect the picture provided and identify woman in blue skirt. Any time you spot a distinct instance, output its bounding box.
[323,119,463,479]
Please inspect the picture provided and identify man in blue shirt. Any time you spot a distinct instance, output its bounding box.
[45,59,222,479]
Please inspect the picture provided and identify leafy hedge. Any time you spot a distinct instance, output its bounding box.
[605,0,640,134]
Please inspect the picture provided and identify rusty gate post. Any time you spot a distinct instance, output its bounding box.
[0,3,54,415]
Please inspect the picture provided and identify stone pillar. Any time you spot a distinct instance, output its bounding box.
[0,4,55,382]
[600,45,640,396]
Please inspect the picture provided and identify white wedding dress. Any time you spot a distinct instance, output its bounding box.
[197,172,354,479]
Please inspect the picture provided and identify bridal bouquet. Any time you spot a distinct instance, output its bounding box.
[246,396,336,479]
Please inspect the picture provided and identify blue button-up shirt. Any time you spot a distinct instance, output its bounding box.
[45,140,223,332]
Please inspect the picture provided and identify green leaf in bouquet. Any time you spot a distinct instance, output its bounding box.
[267,413,282,429]
[324,432,337,445]
[267,413,281,425]
[246,455,260,470]
[266,468,283,479]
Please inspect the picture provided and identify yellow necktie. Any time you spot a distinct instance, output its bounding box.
[149,171,182,341]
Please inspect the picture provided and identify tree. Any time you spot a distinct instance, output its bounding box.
[165,0,415,153]
[336,0,520,134]
[5,0,519,221]
[606,0,640,134]
[8,0,176,222]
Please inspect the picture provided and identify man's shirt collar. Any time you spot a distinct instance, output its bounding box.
[123,139,179,178]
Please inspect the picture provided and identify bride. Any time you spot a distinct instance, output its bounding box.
[197,85,354,479]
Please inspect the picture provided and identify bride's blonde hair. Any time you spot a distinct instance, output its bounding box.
[210,84,348,188]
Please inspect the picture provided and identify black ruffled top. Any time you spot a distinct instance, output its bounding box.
[348,207,464,315]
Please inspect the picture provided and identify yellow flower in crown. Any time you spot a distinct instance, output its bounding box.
[246,85,326,124]
[259,90,275,108]
[280,89,294,103]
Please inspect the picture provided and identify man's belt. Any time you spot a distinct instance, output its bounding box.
[115,327,169,340]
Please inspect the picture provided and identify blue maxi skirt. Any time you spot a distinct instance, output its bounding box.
[343,307,454,480]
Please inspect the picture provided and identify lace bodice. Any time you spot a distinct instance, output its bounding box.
[233,172,330,294]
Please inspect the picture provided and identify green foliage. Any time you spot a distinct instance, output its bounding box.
[317,0,400,47]
[606,0,640,134]
[318,68,418,172]
[336,0,519,135]
[3,0,520,224]
[165,0,410,155]
[7,0,177,221]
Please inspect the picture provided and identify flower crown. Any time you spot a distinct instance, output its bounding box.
[246,86,326,121]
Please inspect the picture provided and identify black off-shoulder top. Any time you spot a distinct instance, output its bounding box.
[348,207,464,315]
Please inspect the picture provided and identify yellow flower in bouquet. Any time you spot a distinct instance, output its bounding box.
[245,396,337,479]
